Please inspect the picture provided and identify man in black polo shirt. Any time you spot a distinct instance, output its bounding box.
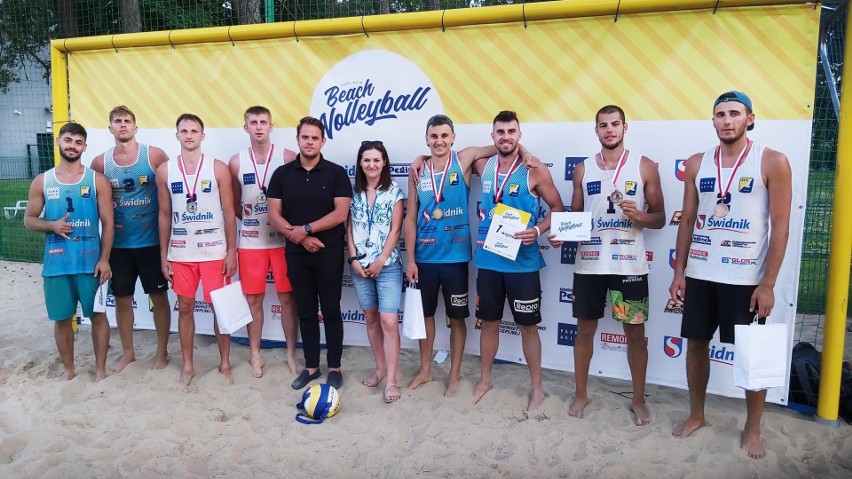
[267,116,353,390]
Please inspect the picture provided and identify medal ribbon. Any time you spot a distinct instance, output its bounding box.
[429,155,452,204]
[178,154,204,201]
[249,145,274,193]
[714,140,751,201]
[600,149,629,190]
[492,154,522,204]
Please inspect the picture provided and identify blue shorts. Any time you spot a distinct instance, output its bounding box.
[352,260,403,313]
[44,273,102,321]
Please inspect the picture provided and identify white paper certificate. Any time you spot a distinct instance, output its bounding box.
[483,204,532,261]
[550,212,592,241]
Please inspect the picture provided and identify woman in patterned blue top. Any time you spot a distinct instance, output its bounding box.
[347,141,405,403]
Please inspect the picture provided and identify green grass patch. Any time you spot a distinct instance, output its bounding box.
[0,178,44,262]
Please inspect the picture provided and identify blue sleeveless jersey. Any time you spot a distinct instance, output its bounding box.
[414,151,472,263]
[475,156,544,273]
[104,144,159,248]
[42,168,101,277]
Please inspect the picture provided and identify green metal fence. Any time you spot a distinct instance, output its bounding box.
[0,1,846,321]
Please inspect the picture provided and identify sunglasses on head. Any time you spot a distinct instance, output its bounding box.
[361,140,384,147]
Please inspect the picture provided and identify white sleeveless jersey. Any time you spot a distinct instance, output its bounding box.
[166,155,227,261]
[237,146,286,249]
[685,142,768,285]
[575,151,648,275]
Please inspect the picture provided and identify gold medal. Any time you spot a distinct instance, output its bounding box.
[432,208,444,220]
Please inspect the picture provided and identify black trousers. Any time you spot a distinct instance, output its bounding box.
[286,246,344,369]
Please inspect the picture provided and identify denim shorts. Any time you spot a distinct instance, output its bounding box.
[351,260,403,313]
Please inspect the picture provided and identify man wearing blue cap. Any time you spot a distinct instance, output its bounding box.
[668,91,792,459]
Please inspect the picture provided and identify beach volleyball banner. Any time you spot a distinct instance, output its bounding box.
[69,4,818,403]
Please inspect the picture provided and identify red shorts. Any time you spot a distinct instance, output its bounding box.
[171,260,226,303]
[238,247,292,294]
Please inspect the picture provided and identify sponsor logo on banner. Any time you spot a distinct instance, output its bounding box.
[675,159,687,181]
[664,336,683,358]
[689,248,708,261]
[565,157,585,181]
[389,163,409,177]
[663,298,684,314]
[557,323,577,346]
[561,242,578,264]
[559,288,574,303]
[582,237,602,246]
[499,320,546,337]
[310,50,441,142]
[341,310,366,324]
[646,251,654,263]
[669,210,682,226]
[342,274,353,288]
[172,301,213,314]
[243,218,260,227]
[610,239,634,245]
[600,332,648,353]
[105,295,137,309]
[695,215,706,229]
[669,249,677,269]
[710,344,735,365]
[271,304,282,321]
[738,177,754,193]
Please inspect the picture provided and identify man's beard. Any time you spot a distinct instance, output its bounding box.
[60,152,82,162]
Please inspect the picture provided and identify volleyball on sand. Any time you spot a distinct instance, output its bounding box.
[296,384,340,424]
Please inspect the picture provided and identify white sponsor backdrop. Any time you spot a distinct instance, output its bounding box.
[72,40,805,405]
[80,115,807,404]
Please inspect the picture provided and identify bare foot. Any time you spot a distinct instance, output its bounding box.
[672,416,706,438]
[362,369,386,388]
[95,369,107,382]
[741,431,765,459]
[408,372,433,390]
[179,369,195,386]
[384,383,401,403]
[528,389,545,411]
[114,354,135,373]
[250,353,265,379]
[219,364,234,384]
[630,401,651,426]
[286,355,301,375]
[444,376,459,397]
[568,396,588,418]
[63,368,76,380]
[472,378,492,404]
[152,354,169,370]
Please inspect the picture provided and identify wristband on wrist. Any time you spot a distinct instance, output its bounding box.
[533,225,541,237]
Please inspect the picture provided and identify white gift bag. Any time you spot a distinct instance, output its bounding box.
[733,317,789,390]
[402,284,426,340]
[210,281,253,335]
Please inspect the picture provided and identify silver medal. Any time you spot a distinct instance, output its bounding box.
[610,190,624,205]
[714,203,729,218]
[187,202,198,214]
[257,193,267,204]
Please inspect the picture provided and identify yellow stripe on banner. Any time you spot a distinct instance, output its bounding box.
[66,4,818,129]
